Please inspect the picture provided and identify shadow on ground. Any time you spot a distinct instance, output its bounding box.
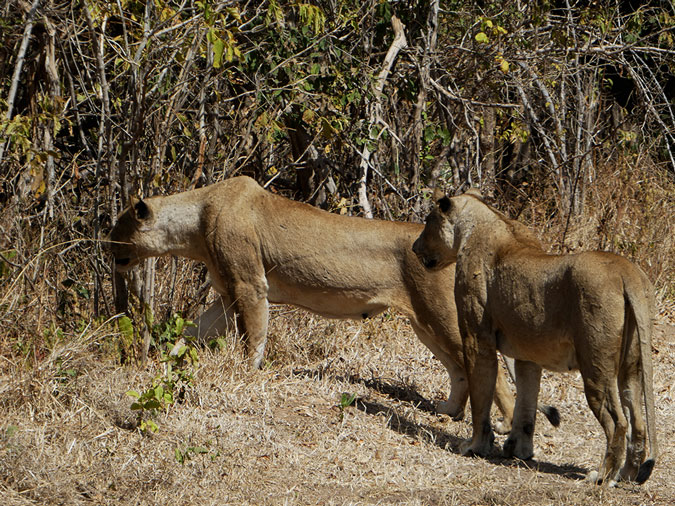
[292,365,588,482]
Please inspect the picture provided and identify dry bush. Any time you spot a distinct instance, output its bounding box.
[498,152,675,302]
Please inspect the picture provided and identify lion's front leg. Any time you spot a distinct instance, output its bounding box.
[436,360,469,420]
[460,329,498,457]
[409,322,469,420]
[231,282,269,369]
[503,359,541,460]
[243,300,269,369]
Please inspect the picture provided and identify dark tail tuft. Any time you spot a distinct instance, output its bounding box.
[541,405,561,427]
[636,459,655,484]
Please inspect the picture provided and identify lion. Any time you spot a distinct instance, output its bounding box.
[107,176,558,433]
[412,189,657,485]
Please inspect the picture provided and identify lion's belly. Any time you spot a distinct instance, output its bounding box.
[496,329,579,372]
[266,278,391,320]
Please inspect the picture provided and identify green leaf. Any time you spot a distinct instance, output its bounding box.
[226,7,241,22]
[127,390,141,399]
[340,392,356,409]
[475,32,489,43]
[213,38,225,68]
[144,399,161,410]
[175,316,184,335]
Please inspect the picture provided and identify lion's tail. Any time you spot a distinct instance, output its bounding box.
[624,271,658,484]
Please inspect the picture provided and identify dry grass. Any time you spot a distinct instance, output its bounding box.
[1,156,673,504]
[1,303,673,505]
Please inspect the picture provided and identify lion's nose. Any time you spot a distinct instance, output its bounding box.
[424,258,437,269]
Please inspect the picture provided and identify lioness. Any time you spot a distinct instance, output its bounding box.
[412,190,657,485]
[108,176,557,431]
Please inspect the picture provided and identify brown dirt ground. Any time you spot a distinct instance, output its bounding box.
[0,302,673,505]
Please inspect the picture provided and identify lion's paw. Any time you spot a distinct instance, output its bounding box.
[437,399,464,421]
[586,470,617,487]
[494,419,512,435]
[459,439,492,457]
[503,435,534,460]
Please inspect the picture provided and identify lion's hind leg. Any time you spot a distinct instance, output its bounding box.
[503,360,541,460]
[618,368,647,483]
[582,372,628,486]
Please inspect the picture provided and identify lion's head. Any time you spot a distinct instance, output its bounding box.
[412,189,470,270]
[107,197,157,272]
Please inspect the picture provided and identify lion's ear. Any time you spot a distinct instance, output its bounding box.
[433,188,452,213]
[131,198,153,222]
[438,196,452,213]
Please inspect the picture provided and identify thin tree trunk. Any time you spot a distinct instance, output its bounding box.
[0,0,42,165]
[479,107,496,197]
[358,15,407,218]
[42,16,59,219]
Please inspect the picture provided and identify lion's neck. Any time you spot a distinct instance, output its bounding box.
[457,216,510,257]
[151,193,208,262]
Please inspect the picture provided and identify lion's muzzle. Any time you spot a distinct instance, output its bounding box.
[412,238,438,269]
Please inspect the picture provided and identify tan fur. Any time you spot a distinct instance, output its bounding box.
[108,176,521,428]
[413,191,658,485]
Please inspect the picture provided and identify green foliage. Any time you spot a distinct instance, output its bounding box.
[4,425,18,439]
[151,313,196,349]
[174,443,218,465]
[127,314,198,433]
[296,3,326,35]
[117,316,136,361]
[337,392,356,420]
[339,392,356,409]
[42,324,65,351]
[1,113,32,157]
